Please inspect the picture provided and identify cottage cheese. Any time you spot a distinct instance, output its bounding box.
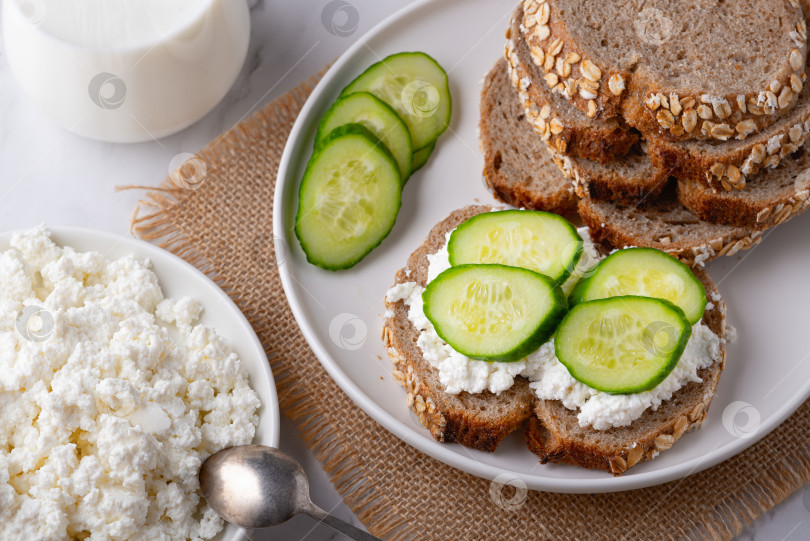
[386,223,722,430]
[0,226,260,540]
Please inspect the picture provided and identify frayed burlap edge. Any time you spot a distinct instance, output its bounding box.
[126,70,414,540]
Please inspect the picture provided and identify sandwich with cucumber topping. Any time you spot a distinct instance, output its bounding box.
[383,205,727,475]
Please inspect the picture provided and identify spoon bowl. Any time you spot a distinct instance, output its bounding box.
[200,444,380,540]
[200,445,309,529]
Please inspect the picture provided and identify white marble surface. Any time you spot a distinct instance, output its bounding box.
[0,1,807,539]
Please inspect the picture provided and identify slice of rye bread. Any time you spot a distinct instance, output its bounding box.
[578,188,761,266]
[677,144,810,229]
[480,59,578,216]
[520,0,807,142]
[482,58,668,207]
[382,205,536,452]
[527,267,727,475]
[504,5,639,164]
[647,6,810,191]
[383,205,728,474]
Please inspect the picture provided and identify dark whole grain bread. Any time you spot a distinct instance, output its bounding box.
[482,58,668,208]
[383,206,727,475]
[520,0,807,142]
[505,5,639,164]
[645,4,810,192]
[676,144,810,229]
[480,59,578,216]
[480,57,795,261]
[527,267,727,475]
[382,205,536,452]
[550,145,671,206]
[578,189,760,266]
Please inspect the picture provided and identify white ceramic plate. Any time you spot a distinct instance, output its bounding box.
[0,227,279,540]
[274,0,810,493]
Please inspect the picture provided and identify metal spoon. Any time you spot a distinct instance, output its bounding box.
[200,444,380,540]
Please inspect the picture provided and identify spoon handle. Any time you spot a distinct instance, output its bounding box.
[302,502,382,541]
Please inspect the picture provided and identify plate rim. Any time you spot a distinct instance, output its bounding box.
[273,0,810,493]
[0,225,280,539]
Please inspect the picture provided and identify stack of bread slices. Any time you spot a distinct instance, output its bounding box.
[482,0,810,265]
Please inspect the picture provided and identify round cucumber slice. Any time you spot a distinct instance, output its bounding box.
[409,141,435,174]
[422,264,567,362]
[569,248,707,324]
[295,124,401,270]
[448,210,583,284]
[315,92,413,182]
[555,296,692,394]
[341,52,451,150]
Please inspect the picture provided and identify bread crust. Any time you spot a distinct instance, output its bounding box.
[648,109,810,192]
[383,205,727,474]
[677,172,810,230]
[521,0,624,120]
[578,193,760,266]
[505,8,639,164]
[549,147,670,206]
[480,59,578,216]
[520,0,807,143]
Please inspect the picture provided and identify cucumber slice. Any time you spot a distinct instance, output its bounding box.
[569,248,707,324]
[410,142,435,173]
[448,210,583,284]
[341,52,451,150]
[422,264,567,362]
[295,124,401,270]
[555,296,692,394]
[315,92,413,182]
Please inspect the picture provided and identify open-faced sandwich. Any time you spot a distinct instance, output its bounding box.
[383,206,727,475]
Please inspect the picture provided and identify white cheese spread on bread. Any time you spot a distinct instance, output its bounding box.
[386,225,722,430]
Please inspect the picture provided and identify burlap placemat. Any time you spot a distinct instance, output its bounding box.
[129,70,810,540]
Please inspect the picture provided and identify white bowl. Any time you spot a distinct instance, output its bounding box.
[0,226,279,541]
